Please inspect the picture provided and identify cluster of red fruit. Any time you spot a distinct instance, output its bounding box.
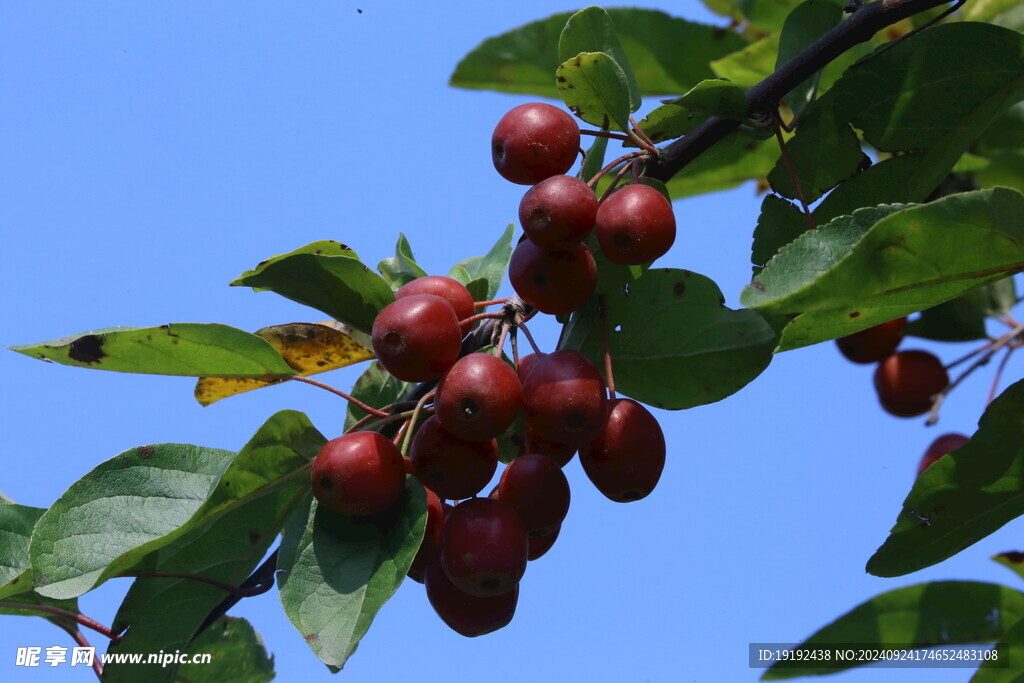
[835,318,968,475]
[494,102,677,315]
[306,100,677,637]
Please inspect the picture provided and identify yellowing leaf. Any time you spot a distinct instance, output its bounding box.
[195,322,374,406]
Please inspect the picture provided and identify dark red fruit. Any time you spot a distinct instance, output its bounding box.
[517,352,545,383]
[507,240,598,315]
[396,275,477,337]
[311,432,405,516]
[410,416,498,500]
[492,103,580,185]
[496,453,570,536]
[408,488,445,583]
[594,183,676,265]
[508,239,597,315]
[580,398,665,503]
[371,294,462,382]
[523,425,576,467]
[441,497,528,597]
[518,175,598,248]
[836,317,907,364]
[425,563,518,637]
[522,349,606,446]
[528,525,560,561]
[917,433,970,476]
[436,353,522,441]
[874,350,949,417]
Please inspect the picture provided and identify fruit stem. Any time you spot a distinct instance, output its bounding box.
[599,295,616,398]
[586,151,647,189]
[54,624,103,679]
[927,321,1024,425]
[401,389,436,459]
[580,129,633,142]
[629,115,658,153]
[117,571,275,598]
[348,408,421,435]
[944,339,995,371]
[518,322,542,356]
[290,376,391,418]
[600,159,639,203]
[987,345,1017,405]
[459,311,504,327]
[392,419,411,447]
[474,297,511,308]
[0,601,116,640]
[773,121,816,231]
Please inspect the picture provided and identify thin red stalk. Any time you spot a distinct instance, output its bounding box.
[988,346,1016,405]
[392,419,410,447]
[599,295,616,398]
[290,376,390,418]
[580,129,633,142]
[474,297,511,308]
[459,311,504,327]
[773,124,816,231]
[586,151,647,189]
[518,322,542,356]
[629,115,657,151]
[944,339,994,371]
[55,624,102,679]
[0,602,115,639]
[600,159,637,203]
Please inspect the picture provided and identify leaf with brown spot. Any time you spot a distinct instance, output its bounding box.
[195,323,374,406]
[994,552,1024,582]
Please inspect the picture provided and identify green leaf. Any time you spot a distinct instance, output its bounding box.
[450,9,746,98]
[810,22,1024,221]
[176,617,275,683]
[377,233,428,291]
[464,277,490,305]
[104,412,322,680]
[751,195,810,272]
[29,444,236,600]
[774,0,843,120]
[741,188,1024,352]
[663,130,779,198]
[0,591,80,630]
[495,411,526,465]
[232,242,395,335]
[637,79,748,143]
[993,551,1024,583]
[277,478,427,669]
[561,268,776,410]
[10,324,295,377]
[559,6,641,112]
[867,379,1024,577]
[0,502,45,600]
[762,581,1024,679]
[907,277,1017,342]
[556,51,632,131]
[451,224,514,301]
[344,361,414,431]
[711,34,779,89]
[973,615,1024,681]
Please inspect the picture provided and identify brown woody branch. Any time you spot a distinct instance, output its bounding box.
[646,0,959,182]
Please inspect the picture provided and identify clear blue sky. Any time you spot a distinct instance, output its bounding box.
[1,2,1018,681]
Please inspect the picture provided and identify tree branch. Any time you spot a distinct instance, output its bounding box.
[646,0,959,182]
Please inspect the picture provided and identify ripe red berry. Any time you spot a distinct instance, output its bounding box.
[594,183,676,265]
[408,488,445,583]
[528,525,560,561]
[836,317,907,364]
[496,453,570,536]
[410,416,498,500]
[874,350,949,417]
[311,432,405,516]
[425,563,518,638]
[522,425,576,467]
[917,433,970,476]
[492,103,580,185]
[508,239,596,315]
[396,275,477,337]
[517,352,545,383]
[436,353,522,441]
[522,349,606,446]
[441,497,528,597]
[580,398,666,503]
[371,294,462,382]
[518,175,598,248]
